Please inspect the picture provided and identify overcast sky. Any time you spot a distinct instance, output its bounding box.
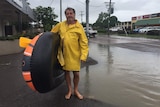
[27,0,160,23]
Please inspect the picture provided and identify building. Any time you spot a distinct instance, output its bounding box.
[117,12,160,30]
[132,12,160,29]
[117,21,132,30]
[0,0,35,37]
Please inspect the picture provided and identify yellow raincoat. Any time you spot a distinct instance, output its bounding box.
[51,20,89,71]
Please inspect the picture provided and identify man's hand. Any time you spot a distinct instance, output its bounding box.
[81,60,85,63]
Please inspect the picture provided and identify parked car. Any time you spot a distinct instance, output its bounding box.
[133,27,143,33]
[147,30,160,36]
[138,26,155,33]
[153,26,160,30]
[146,26,160,35]
[109,27,123,32]
[84,27,97,38]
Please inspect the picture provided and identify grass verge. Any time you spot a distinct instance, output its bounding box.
[118,33,160,39]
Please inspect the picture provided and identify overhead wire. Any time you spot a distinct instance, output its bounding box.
[49,0,55,7]
[76,0,104,7]
[76,0,85,5]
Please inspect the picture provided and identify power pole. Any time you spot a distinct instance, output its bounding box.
[105,0,114,37]
[60,0,62,22]
[80,11,84,23]
[86,0,89,37]
[108,0,111,37]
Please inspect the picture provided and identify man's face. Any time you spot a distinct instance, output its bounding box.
[65,9,75,23]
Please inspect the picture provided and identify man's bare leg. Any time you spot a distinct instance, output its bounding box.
[73,71,83,99]
[65,71,72,99]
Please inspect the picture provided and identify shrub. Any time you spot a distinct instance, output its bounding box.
[0,36,7,41]
[117,30,125,34]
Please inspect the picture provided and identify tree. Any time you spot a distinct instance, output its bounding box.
[109,16,118,27]
[93,12,118,29]
[93,12,109,28]
[33,6,58,31]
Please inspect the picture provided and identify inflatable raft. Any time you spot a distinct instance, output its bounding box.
[20,32,64,93]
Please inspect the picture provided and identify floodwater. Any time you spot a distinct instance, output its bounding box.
[1,36,160,107]
[79,42,160,107]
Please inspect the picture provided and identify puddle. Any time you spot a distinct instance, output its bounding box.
[80,42,160,107]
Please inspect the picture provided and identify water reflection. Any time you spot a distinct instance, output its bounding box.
[98,44,113,74]
[81,42,160,107]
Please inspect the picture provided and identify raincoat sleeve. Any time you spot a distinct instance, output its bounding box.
[51,23,65,66]
[51,23,61,33]
[79,26,89,61]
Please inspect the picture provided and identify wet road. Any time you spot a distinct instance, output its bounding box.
[0,53,116,107]
[1,34,160,107]
[86,35,160,107]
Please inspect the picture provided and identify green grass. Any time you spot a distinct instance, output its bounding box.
[118,33,160,39]
[98,31,160,39]
[97,29,160,39]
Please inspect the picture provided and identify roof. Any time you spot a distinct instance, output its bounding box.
[135,18,160,26]
[0,0,36,21]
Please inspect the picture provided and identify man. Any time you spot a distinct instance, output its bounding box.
[51,7,89,100]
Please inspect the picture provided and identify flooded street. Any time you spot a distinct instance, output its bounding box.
[1,35,160,107]
[79,36,160,107]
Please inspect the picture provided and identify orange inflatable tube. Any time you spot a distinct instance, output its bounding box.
[21,32,64,93]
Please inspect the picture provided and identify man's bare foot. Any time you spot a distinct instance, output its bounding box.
[74,91,83,100]
[65,92,72,100]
